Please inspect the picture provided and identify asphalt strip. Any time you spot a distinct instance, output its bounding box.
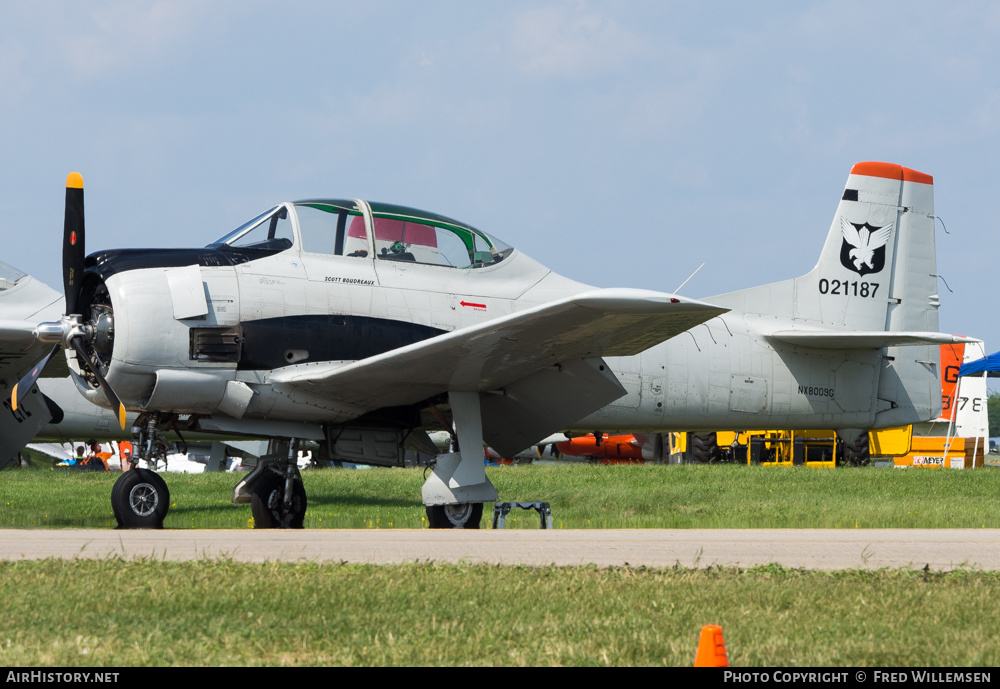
[1,529,999,570]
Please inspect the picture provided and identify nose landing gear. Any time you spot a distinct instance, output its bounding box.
[111,413,172,529]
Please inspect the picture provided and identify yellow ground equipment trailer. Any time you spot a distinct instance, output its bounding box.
[674,426,985,468]
[730,430,839,467]
[869,425,985,468]
[675,430,862,467]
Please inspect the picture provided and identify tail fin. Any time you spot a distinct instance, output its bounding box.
[711,161,939,332]
[822,163,946,428]
[809,161,938,332]
[709,162,966,427]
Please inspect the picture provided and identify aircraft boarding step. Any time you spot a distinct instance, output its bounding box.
[492,501,553,529]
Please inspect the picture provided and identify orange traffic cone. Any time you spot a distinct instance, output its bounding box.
[694,624,729,667]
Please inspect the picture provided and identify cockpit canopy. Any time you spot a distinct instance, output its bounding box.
[208,200,513,269]
[0,261,27,291]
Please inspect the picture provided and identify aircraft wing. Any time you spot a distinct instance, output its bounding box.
[0,270,69,467]
[0,323,60,470]
[0,319,47,377]
[268,288,726,408]
[0,271,67,384]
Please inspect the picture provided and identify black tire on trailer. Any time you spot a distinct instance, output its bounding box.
[842,433,871,466]
[689,434,721,463]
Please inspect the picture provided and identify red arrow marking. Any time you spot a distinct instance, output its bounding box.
[460,301,486,309]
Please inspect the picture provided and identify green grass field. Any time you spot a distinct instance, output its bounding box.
[2,462,998,529]
[2,463,999,666]
[1,560,997,666]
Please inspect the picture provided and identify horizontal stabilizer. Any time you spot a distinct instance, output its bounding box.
[767,330,976,349]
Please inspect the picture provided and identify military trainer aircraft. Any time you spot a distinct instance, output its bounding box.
[2,162,969,528]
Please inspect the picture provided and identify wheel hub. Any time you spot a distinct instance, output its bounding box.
[128,483,159,517]
[443,503,473,527]
[266,488,302,527]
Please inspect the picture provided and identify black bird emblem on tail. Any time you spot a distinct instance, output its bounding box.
[840,218,892,276]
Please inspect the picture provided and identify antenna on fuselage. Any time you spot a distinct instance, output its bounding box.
[673,262,705,295]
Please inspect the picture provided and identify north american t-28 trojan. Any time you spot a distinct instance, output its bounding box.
[3,162,967,528]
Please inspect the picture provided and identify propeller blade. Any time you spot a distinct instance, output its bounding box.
[12,345,59,411]
[68,336,127,430]
[63,172,85,315]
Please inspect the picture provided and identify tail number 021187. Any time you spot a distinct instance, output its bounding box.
[818,279,879,298]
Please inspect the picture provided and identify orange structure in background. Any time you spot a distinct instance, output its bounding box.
[555,434,644,463]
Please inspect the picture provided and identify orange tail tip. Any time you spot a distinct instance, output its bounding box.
[694,624,729,667]
[849,161,933,185]
[66,172,83,189]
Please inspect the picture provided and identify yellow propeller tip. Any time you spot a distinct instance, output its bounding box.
[10,385,18,411]
[118,404,127,430]
[66,172,83,189]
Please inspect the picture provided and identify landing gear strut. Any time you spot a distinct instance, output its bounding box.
[422,392,495,529]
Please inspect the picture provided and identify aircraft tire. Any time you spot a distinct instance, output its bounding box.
[426,502,483,529]
[251,474,307,529]
[113,469,169,529]
[111,472,124,525]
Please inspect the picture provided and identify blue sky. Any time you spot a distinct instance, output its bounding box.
[2,1,999,358]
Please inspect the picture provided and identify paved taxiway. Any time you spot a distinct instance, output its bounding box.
[2,529,999,570]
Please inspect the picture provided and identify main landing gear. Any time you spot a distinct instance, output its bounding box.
[233,438,307,529]
[421,391,496,529]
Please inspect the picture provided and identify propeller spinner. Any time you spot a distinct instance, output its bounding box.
[11,173,127,430]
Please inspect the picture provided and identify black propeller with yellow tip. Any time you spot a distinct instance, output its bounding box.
[63,171,86,315]
[11,172,127,430]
